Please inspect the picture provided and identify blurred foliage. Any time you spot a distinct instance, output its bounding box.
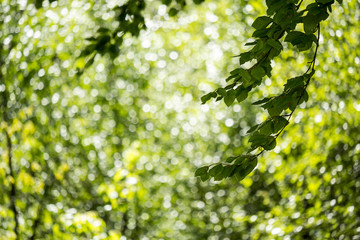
[0,0,359,239]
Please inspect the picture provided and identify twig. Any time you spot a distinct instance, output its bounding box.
[5,131,19,239]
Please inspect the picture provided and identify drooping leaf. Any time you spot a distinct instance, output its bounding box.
[303,14,319,34]
[236,87,250,103]
[235,157,258,181]
[195,166,209,177]
[263,136,276,150]
[224,90,236,106]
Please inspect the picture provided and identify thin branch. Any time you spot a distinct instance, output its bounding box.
[5,131,19,239]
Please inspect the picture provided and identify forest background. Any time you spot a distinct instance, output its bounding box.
[0,0,359,239]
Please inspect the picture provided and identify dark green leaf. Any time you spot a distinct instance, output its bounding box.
[235,158,258,181]
[169,8,179,16]
[201,92,217,104]
[236,87,249,103]
[268,105,283,116]
[216,88,227,96]
[303,14,319,34]
[195,166,209,177]
[263,137,276,150]
[259,120,273,136]
[272,116,289,132]
[209,164,224,178]
[234,156,248,165]
[222,165,237,178]
[215,96,223,102]
[251,66,266,80]
[252,16,273,30]
[224,90,236,107]
[200,173,210,182]
[284,76,305,92]
[285,31,317,51]
[253,28,270,38]
[249,132,268,148]
[226,156,237,163]
[253,97,272,105]
[239,52,252,65]
[247,124,259,134]
[267,39,283,50]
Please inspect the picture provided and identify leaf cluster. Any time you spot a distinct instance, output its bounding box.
[198,0,342,182]
[195,155,258,182]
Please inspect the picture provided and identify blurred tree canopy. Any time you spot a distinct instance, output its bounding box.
[0,0,359,239]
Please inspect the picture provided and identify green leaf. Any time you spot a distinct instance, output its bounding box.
[303,14,319,34]
[226,156,237,163]
[268,104,283,116]
[230,68,242,75]
[235,158,258,181]
[272,116,289,132]
[262,60,272,77]
[266,0,286,15]
[222,165,237,178]
[215,96,223,102]
[97,27,110,33]
[252,28,270,38]
[209,164,221,176]
[236,87,249,103]
[284,76,305,92]
[263,137,276,150]
[169,8,179,16]
[195,166,209,177]
[249,132,268,148]
[238,69,251,82]
[299,90,309,104]
[161,0,172,5]
[224,90,236,107]
[253,97,272,105]
[267,39,283,51]
[239,52,252,65]
[247,124,259,134]
[234,155,248,165]
[209,164,224,179]
[251,66,266,80]
[193,0,204,4]
[285,31,317,51]
[259,120,273,136]
[200,173,210,182]
[252,16,273,29]
[216,88,227,96]
[201,92,217,104]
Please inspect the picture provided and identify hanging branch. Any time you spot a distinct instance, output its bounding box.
[196,0,339,182]
[254,24,321,159]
